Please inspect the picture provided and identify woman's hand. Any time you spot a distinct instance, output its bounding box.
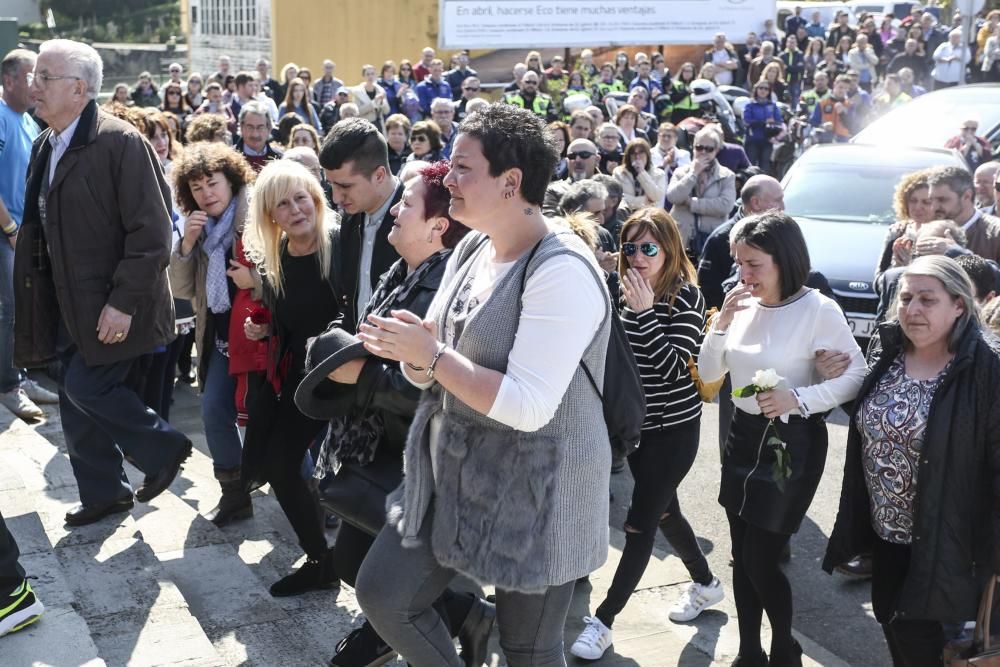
[227,259,255,290]
[243,316,269,341]
[621,268,655,312]
[327,357,367,385]
[358,310,439,366]
[756,389,798,419]
[891,236,913,267]
[181,211,208,256]
[814,349,851,380]
[630,152,648,172]
[716,284,753,331]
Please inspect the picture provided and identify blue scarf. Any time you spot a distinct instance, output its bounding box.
[201,197,237,314]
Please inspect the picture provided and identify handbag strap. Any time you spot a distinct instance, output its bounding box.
[516,234,602,401]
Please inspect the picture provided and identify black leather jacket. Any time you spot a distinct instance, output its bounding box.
[824,321,1000,622]
[339,251,451,459]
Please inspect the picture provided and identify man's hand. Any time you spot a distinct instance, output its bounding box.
[96,304,132,344]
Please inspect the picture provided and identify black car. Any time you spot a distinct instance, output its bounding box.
[781,143,967,339]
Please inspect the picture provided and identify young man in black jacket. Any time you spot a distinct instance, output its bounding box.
[319,118,403,332]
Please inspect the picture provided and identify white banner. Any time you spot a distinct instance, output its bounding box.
[439,0,777,49]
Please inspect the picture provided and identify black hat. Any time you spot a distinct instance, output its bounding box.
[294,325,369,420]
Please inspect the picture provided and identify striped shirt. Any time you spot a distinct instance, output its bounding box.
[622,282,705,431]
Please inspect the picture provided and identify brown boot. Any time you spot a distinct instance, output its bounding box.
[205,467,253,526]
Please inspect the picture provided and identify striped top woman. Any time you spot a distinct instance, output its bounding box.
[571,207,723,660]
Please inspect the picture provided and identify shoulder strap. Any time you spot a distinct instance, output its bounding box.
[517,233,605,400]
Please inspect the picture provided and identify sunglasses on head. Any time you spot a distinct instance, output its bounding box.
[694,144,718,152]
[622,242,660,258]
[567,151,595,160]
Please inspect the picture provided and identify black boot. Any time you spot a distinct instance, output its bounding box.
[270,547,340,597]
[732,649,768,666]
[205,467,253,527]
[458,597,496,667]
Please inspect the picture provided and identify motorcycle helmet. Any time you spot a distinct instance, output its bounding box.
[690,79,718,105]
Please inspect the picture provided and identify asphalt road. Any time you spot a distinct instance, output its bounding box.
[609,402,890,666]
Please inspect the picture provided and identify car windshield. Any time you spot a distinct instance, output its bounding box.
[783,165,902,224]
[854,90,1000,149]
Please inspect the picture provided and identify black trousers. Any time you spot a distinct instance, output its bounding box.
[871,538,946,667]
[0,510,25,595]
[260,379,328,560]
[597,419,712,627]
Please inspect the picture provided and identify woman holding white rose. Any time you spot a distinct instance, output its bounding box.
[698,211,865,667]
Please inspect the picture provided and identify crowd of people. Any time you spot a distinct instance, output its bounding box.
[0,19,999,667]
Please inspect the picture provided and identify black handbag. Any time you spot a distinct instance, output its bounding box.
[318,456,402,536]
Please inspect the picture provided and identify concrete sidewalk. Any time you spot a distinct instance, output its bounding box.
[0,378,848,666]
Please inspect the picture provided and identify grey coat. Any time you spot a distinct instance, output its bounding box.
[387,229,613,593]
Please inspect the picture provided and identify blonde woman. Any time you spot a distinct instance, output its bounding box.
[241,160,341,597]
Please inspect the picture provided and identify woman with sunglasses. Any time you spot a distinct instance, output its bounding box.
[405,120,445,163]
[743,80,783,174]
[570,208,723,660]
[666,126,737,254]
[160,83,190,142]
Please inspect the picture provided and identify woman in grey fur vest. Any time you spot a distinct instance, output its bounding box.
[353,104,614,667]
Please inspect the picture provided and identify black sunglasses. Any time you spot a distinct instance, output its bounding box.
[622,242,660,258]
[411,135,428,142]
[694,144,718,152]
[567,151,595,160]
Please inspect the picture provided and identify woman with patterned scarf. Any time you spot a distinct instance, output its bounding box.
[302,161,496,667]
[169,143,259,527]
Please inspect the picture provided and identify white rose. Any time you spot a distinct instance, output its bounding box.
[751,368,782,390]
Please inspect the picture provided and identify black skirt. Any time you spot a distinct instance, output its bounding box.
[719,409,828,535]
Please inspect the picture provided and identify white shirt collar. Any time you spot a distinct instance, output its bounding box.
[49,113,83,150]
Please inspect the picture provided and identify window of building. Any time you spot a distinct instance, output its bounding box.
[199,0,259,37]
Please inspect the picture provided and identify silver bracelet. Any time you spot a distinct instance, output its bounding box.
[425,342,447,380]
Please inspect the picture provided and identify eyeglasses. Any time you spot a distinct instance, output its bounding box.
[622,242,660,258]
[567,151,595,160]
[962,126,977,131]
[523,80,538,85]
[411,135,428,142]
[28,73,82,88]
[464,86,480,92]
[694,144,718,152]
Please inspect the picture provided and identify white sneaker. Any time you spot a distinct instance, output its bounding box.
[668,577,725,622]
[22,378,58,404]
[0,388,44,420]
[570,615,613,660]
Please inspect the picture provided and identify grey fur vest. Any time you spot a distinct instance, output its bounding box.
[387,229,613,593]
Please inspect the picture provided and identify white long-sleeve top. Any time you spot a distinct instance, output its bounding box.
[698,289,865,416]
[405,242,605,432]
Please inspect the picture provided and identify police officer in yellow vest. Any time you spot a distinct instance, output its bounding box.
[503,70,557,122]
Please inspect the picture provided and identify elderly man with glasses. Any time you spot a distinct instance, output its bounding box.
[16,39,192,527]
[944,120,993,171]
[429,97,459,157]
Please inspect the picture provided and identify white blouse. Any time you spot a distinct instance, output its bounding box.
[406,239,606,432]
[698,289,865,416]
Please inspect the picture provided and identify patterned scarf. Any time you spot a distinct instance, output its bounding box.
[201,197,237,314]
[315,250,452,475]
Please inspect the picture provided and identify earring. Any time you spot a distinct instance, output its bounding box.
[503,189,514,200]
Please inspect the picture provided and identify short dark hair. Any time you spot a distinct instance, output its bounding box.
[731,211,811,300]
[457,103,558,206]
[954,254,997,301]
[318,117,389,177]
[171,142,256,215]
[234,71,255,88]
[926,165,973,198]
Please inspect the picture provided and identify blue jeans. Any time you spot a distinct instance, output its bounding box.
[0,242,24,392]
[201,346,242,470]
[357,507,575,667]
[745,139,773,174]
